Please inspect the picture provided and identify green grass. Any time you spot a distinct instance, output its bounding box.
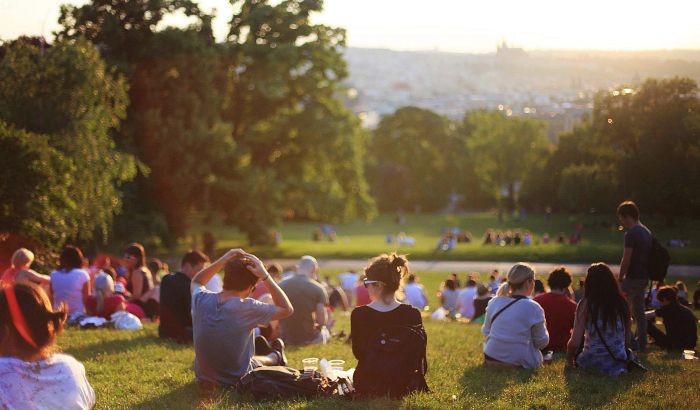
[58,270,700,409]
[185,213,700,265]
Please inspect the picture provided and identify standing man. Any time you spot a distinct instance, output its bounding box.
[617,200,652,352]
[279,256,329,345]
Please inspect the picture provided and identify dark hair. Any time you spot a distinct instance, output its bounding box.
[0,283,66,359]
[407,274,417,283]
[364,253,408,297]
[617,200,639,220]
[584,263,631,331]
[147,258,163,276]
[444,279,456,291]
[547,267,572,290]
[266,263,282,275]
[181,250,209,268]
[124,243,146,269]
[58,245,84,271]
[223,259,258,291]
[657,286,678,303]
[466,279,477,287]
[534,279,545,293]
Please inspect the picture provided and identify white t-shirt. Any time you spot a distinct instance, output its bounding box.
[403,283,428,309]
[457,286,477,318]
[50,268,90,316]
[205,274,223,293]
[0,354,95,410]
[337,272,359,290]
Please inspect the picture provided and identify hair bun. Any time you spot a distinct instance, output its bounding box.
[390,253,408,270]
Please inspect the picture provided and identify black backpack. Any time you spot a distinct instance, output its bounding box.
[354,324,429,398]
[239,366,336,400]
[648,236,670,281]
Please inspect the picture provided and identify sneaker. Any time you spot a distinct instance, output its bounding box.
[271,338,288,367]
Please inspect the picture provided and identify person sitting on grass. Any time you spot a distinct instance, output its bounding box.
[86,273,128,319]
[437,278,459,318]
[50,246,91,321]
[566,263,632,376]
[1,248,50,287]
[279,256,329,345]
[482,263,549,368]
[351,253,428,398]
[403,274,429,310]
[191,249,293,389]
[159,250,209,344]
[534,267,577,352]
[674,281,690,307]
[0,282,95,409]
[123,243,159,319]
[457,278,477,319]
[645,286,697,351]
[471,284,492,324]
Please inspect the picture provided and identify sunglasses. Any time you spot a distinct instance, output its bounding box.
[363,280,385,288]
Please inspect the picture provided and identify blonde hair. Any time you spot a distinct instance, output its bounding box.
[11,248,34,269]
[496,263,536,297]
[94,273,115,313]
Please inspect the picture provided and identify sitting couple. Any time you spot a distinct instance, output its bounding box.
[191,249,294,389]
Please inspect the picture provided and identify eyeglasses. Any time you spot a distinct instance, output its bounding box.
[363,280,385,288]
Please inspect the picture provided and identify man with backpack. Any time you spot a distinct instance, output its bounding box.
[617,201,653,352]
[190,249,294,389]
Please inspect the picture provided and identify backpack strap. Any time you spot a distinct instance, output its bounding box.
[489,297,521,325]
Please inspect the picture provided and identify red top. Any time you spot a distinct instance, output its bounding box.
[533,292,577,352]
[1,267,20,285]
[85,294,127,319]
[251,282,270,300]
[355,284,371,307]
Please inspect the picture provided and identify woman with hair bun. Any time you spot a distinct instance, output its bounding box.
[351,253,428,398]
[0,282,95,409]
[482,263,550,368]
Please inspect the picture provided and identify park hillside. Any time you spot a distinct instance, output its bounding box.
[1,0,700,267]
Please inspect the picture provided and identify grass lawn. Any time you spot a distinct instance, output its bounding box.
[58,271,700,409]
[185,213,700,265]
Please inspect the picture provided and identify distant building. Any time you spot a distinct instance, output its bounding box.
[496,40,529,62]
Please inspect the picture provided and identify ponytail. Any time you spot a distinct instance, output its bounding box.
[496,281,510,297]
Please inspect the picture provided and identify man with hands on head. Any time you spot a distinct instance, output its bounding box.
[190,249,294,389]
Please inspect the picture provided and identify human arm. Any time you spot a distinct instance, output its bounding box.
[17,269,50,286]
[242,252,294,321]
[619,246,633,280]
[130,270,144,300]
[531,306,550,350]
[566,299,588,365]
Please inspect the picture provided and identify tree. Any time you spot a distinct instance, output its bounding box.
[367,106,462,212]
[0,38,136,257]
[461,110,550,211]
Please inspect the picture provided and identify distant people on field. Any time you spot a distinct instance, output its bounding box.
[191,249,292,388]
[403,274,429,310]
[159,250,210,344]
[147,258,165,287]
[437,278,459,318]
[617,200,652,352]
[646,281,663,310]
[488,271,500,295]
[567,263,632,376]
[542,233,550,244]
[456,278,477,319]
[351,253,428,398]
[50,246,91,320]
[86,273,129,320]
[123,243,159,319]
[646,286,697,351]
[324,275,349,311]
[279,256,329,345]
[355,276,372,307]
[450,273,461,289]
[472,284,492,323]
[482,263,549,368]
[534,267,576,352]
[0,283,95,409]
[675,281,690,307]
[1,248,50,288]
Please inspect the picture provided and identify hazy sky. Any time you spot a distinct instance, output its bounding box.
[2,0,699,52]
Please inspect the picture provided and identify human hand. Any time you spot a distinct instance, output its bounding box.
[222,248,245,261]
[241,252,268,279]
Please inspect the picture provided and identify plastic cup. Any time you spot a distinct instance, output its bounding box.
[683,350,697,360]
[329,359,345,371]
[302,358,319,373]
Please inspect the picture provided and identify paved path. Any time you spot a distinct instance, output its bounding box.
[269,259,700,278]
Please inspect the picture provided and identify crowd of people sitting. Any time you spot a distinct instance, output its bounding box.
[1,200,698,408]
[482,224,584,246]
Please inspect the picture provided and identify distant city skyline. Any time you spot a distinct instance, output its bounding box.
[2,0,700,52]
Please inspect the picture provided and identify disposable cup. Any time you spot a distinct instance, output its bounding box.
[302,357,319,372]
[329,359,345,371]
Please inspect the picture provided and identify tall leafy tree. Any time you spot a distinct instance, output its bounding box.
[367,106,462,212]
[0,38,136,257]
[461,110,550,211]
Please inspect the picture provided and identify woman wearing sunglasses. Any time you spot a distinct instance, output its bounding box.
[351,253,428,398]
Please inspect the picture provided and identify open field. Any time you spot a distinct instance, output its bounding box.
[184,213,700,265]
[58,270,700,409]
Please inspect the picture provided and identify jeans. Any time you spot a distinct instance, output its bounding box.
[621,278,648,351]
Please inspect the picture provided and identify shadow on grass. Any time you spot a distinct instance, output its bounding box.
[63,333,190,362]
[135,381,199,410]
[563,366,642,409]
[459,364,535,398]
